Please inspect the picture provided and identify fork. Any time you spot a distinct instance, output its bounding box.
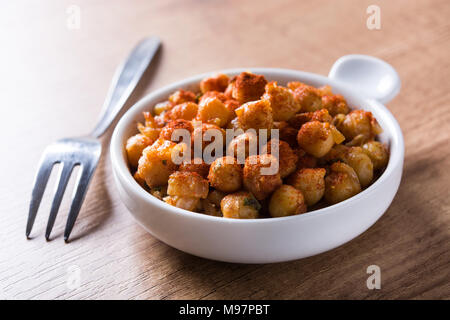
[26,36,161,242]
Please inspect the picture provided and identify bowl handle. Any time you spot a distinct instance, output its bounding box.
[328,54,401,104]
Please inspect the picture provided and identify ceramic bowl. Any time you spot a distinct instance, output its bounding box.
[110,54,404,263]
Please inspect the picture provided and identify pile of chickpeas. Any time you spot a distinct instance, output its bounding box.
[126,72,389,219]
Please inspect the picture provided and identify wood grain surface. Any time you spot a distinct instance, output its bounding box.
[0,0,449,300]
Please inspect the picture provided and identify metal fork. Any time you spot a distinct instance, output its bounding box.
[26,36,161,242]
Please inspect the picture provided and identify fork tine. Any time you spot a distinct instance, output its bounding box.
[26,156,55,238]
[45,162,75,241]
[63,163,97,242]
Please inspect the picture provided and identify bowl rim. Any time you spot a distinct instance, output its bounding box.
[110,67,404,225]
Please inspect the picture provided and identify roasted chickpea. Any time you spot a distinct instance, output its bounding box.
[344,147,374,187]
[169,89,196,105]
[262,81,300,121]
[133,171,147,189]
[159,119,193,142]
[227,131,258,161]
[288,109,332,129]
[235,99,273,131]
[137,112,162,140]
[220,191,260,219]
[201,198,223,217]
[196,97,233,127]
[291,83,322,112]
[324,162,361,204]
[336,110,382,143]
[262,139,298,178]
[321,94,349,116]
[269,185,307,217]
[287,168,326,206]
[274,121,298,147]
[200,73,229,93]
[164,195,201,211]
[154,101,173,116]
[295,148,318,169]
[208,156,243,193]
[232,72,268,103]
[126,133,153,168]
[179,158,210,178]
[224,99,240,113]
[150,185,167,200]
[167,171,209,199]
[243,154,282,200]
[362,141,389,170]
[164,102,199,121]
[137,139,178,188]
[199,91,227,104]
[297,121,345,158]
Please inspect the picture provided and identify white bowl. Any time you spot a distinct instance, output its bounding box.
[110,55,404,263]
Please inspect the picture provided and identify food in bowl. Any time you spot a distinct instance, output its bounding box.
[125,71,389,219]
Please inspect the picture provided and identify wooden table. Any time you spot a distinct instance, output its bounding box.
[1,0,449,300]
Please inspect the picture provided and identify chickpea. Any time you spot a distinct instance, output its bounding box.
[224,78,235,99]
[207,189,226,206]
[232,72,268,103]
[159,119,193,142]
[243,154,282,200]
[137,112,162,140]
[199,91,227,104]
[201,198,223,217]
[274,121,298,146]
[200,73,229,93]
[167,171,209,199]
[362,141,389,170]
[324,162,361,204]
[169,89,196,105]
[227,131,258,160]
[150,185,167,200]
[262,81,300,121]
[336,110,382,143]
[164,195,201,211]
[153,101,173,116]
[179,158,210,178]
[288,109,332,129]
[126,133,153,168]
[208,156,243,193]
[224,99,240,113]
[287,168,326,206]
[137,138,178,188]
[290,83,322,112]
[269,185,307,217]
[344,147,374,187]
[133,171,147,189]
[191,123,226,153]
[220,191,260,219]
[262,139,298,178]
[321,94,349,116]
[235,99,273,131]
[196,96,233,127]
[164,102,199,121]
[297,121,345,158]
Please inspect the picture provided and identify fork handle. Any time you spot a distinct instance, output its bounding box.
[90,36,161,138]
